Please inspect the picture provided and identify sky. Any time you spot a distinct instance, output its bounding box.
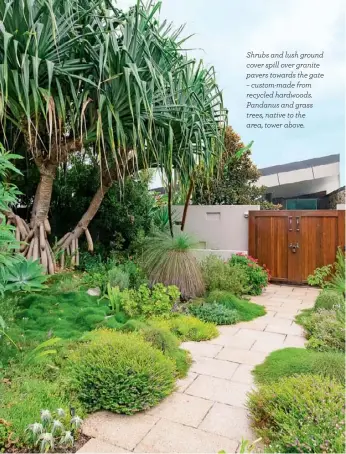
[116,0,345,185]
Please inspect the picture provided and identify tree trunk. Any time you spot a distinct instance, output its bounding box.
[181,179,194,232]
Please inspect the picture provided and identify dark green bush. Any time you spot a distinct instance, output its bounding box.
[253,348,345,385]
[69,330,175,414]
[297,309,345,352]
[189,302,239,325]
[206,291,266,321]
[248,375,345,453]
[200,255,250,296]
[150,315,218,342]
[314,290,344,311]
[229,253,269,295]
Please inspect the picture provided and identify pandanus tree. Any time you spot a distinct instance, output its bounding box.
[0,0,226,273]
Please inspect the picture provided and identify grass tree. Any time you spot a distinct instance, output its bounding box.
[0,0,226,273]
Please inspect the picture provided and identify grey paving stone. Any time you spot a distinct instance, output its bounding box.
[250,337,285,353]
[199,403,254,441]
[134,418,239,453]
[176,371,198,392]
[148,392,213,428]
[283,335,307,348]
[82,411,159,451]
[186,375,252,408]
[234,328,285,343]
[265,322,304,336]
[209,333,254,349]
[231,364,254,385]
[180,341,223,358]
[216,347,267,366]
[191,356,239,379]
[77,438,131,453]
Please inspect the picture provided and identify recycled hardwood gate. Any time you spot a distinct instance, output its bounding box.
[248,210,345,284]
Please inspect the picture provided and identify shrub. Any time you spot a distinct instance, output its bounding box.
[206,291,266,321]
[253,348,345,385]
[200,255,250,296]
[107,267,130,290]
[189,302,239,325]
[314,290,344,311]
[121,283,180,318]
[307,264,332,288]
[229,253,269,295]
[327,247,345,295]
[298,309,345,352]
[69,330,175,414]
[247,375,345,453]
[141,232,205,298]
[151,315,218,341]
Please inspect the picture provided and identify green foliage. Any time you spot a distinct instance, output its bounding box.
[206,291,266,321]
[247,375,345,453]
[69,330,175,414]
[189,302,240,325]
[141,232,205,298]
[327,247,345,295]
[1,259,48,293]
[108,267,130,290]
[297,309,345,352]
[314,290,344,311]
[200,255,250,296]
[0,377,73,451]
[15,292,111,341]
[307,265,332,288]
[121,283,180,318]
[151,315,219,342]
[229,254,269,295]
[253,348,345,385]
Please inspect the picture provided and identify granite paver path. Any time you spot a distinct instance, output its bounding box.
[78,284,318,454]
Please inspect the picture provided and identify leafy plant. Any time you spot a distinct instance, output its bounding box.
[298,309,345,352]
[200,255,250,296]
[69,330,175,414]
[229,253,269,295]
[206,291,266,321]
[141,232,205,299]
[253,348,345,385]
[189,302,240,325]
[327,247,345,295]
[151,315,218,341]
[307,264,333,288]
[121,283,180,318]
[23,338,62,366]
[99,284,123,315]
[1,260,48,293]
[107,267,130,290]
[238,438,262,453]
[314,290,345,311]
[25,408,82,453]
[247,375,345,453]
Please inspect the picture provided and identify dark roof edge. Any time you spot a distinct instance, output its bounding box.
[260,154,340,176]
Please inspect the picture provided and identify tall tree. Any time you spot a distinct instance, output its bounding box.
[0,0,226,272]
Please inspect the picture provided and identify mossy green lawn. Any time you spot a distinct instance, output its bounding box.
[206,291,266,321]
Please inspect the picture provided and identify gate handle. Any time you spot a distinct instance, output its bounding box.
[288,216,293,231]
[296,217,300,232]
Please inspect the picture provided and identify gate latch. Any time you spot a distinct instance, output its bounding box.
[289,242,299,253]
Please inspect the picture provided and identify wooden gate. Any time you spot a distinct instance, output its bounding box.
[248,210,345,284]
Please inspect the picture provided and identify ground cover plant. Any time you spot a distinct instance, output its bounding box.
[229,253,270,295]
[247,375,345,454]
[205,290,266,321]
[253,348,345,385]
[189,302,240,325]
[150,315,219,342]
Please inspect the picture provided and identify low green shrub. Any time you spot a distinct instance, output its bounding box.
[107,267,130,290]
[200,255,250,296]
[307,264,333,288]
[69,329,175,414]
[206,291,266,321]
[151,315,218,341]
[297,309,345,352]
[253,348,345,385]
[189,302,239,325]
[247,375,345,453]
[121,283,180,318]
[314,290,344,311]
[229,253,270,295]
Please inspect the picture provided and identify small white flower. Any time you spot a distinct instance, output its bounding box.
[40,409,52,423]
[37,432,54,452]
[26,422,43,436]
[70,415,83,429]
[56,408,66,418]
[60,430,74,447]
[51,419,64,434]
